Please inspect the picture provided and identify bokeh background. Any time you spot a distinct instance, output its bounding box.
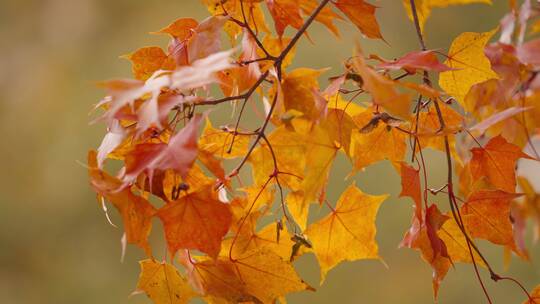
[2,0,540,303]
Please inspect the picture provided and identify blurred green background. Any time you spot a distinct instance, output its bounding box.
[1,0,540,303]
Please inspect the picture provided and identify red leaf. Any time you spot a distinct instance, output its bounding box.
[123,114,204,184]
[378,50,453,73]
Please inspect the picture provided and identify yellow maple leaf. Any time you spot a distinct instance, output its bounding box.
[351,110,407,172]
[193,248,313,303]
[305,183,387,283]
[439,28,499,106]
[133,259,196,304]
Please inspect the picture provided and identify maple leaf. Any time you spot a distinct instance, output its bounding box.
[97,49,234,127]
[170,49,235,92]
[470,135,533,193]
[157,185,232,258]
[153,18,199,39]
[439,29,499,106]
[517,38,540,66]
[133,259,196,304]
[96,119,126,168]
[352,47,412,118]
[97,74,168,125]
[378,50,452,73]
[299,0,343,36]
[305,183,387,282]
[202,0,270,40]
[461,190,521,250]
[412,102,463,153]
[351,109,407,172]
[401,204,451,298]
[281,68,327,121]
[185,16,227,63]
[266,0,304,37]
[87,151,156,254]
[218,31,262,97]
[249,125,306,191]
[198,119,250,159]
[162,165,215,201]
[221,221,296,261]
[259,35,296,70]
[289,117,342,229]
[399,162,423,221]
[469,106,532,134]
[191,248,313,302]
[439,217,486,266]
[123,46,176,80]
[333,0,383,40]
[123,114,204,184]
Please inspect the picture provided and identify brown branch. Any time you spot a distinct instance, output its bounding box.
[227,0,332,178]
[226,0,332,258]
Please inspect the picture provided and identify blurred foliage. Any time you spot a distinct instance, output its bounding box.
[1,0,539,303]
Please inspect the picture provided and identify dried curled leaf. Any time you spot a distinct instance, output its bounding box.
[87,151,156,254]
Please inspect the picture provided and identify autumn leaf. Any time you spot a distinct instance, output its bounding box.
[291,118,340,229]
[153,18,198,39]
[401,204,451,298]
[469,106,532,134]
[198,119,250,159]
[157,185,232,258]
[191,248,313,302]
[162,165,214,201]
[122,114,204,185]
[221,221,296,261]
[351,109,407,172]
[399,162,423,221]
[470,135,533,193]
[256,35,296,72]
[133,259,196,304]
[439,216,485,266]
[378,50,452,73]
[202,0,270,40]
[517,38,540,66]
[461,190,521,249]
[249,125,306,191]
[281,68,327,121]
[305,183,387,282]
[96,120,126,168]
[333,0,383,40]
[185,16,227,62]
[352,47,412,118]
[299,0,343,36]
[266,0,304,37]
[122,46,176,80]
[87,151,156,254]
[412,102,463,153]
[439,29,499,106]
